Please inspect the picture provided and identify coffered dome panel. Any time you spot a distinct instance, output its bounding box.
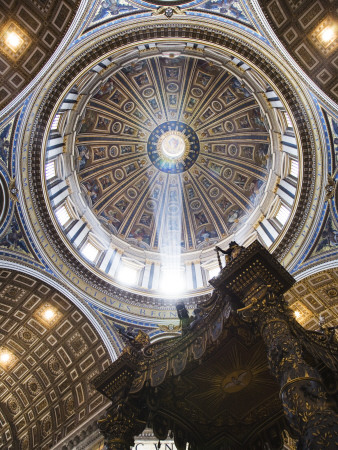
[20,20,320,311]
[74,56,271,253]
[0,0,82,109]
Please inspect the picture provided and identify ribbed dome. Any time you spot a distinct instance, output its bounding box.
[44,43,299,298]
[76,56,270,253]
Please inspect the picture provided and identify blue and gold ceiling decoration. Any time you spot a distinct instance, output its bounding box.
[76,55,270,251]
[88,0,251,29]
[147,121,200,174]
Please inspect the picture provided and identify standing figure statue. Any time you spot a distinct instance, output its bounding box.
[215,241,244,267]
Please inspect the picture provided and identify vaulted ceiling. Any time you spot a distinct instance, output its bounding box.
[257,0,338,102]
[0,270,111,450]
[1,0,337,110]
[0,0,82,108]
[0,1,337,448]
[286,268,338,330]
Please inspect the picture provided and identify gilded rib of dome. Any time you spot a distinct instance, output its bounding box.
[76,56,270,252]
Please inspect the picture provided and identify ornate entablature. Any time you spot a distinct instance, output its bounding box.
[13,10,326,318]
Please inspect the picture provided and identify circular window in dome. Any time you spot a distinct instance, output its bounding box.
[147,121,200,173]
[161,132,186,159]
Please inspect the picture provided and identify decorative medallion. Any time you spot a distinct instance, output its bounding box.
[7,395,21,414]
[27,377,42,396]
[18,327,36,344]
[65,396,75,417]
[48,356,63,376]
[224,168,233,179]
[20,436,29,450]
[221,369,252,393]
[41,415,52,436]
[229,144,238,156]
[147,121,200,173]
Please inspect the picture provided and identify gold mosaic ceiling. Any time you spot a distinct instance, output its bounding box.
[76,56,271,253]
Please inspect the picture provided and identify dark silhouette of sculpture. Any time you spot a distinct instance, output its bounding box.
[94,241,338,450]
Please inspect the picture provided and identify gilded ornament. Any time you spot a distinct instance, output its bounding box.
[7,395,20,414]
[48,356,63,376]
[9,178,17,202]
[153,6,184,18]
[325,174,335,200]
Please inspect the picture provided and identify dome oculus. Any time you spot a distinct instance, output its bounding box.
[161,132,186,158]
[148,121,199,173]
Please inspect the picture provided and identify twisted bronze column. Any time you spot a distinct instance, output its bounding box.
[240,287,338,449]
